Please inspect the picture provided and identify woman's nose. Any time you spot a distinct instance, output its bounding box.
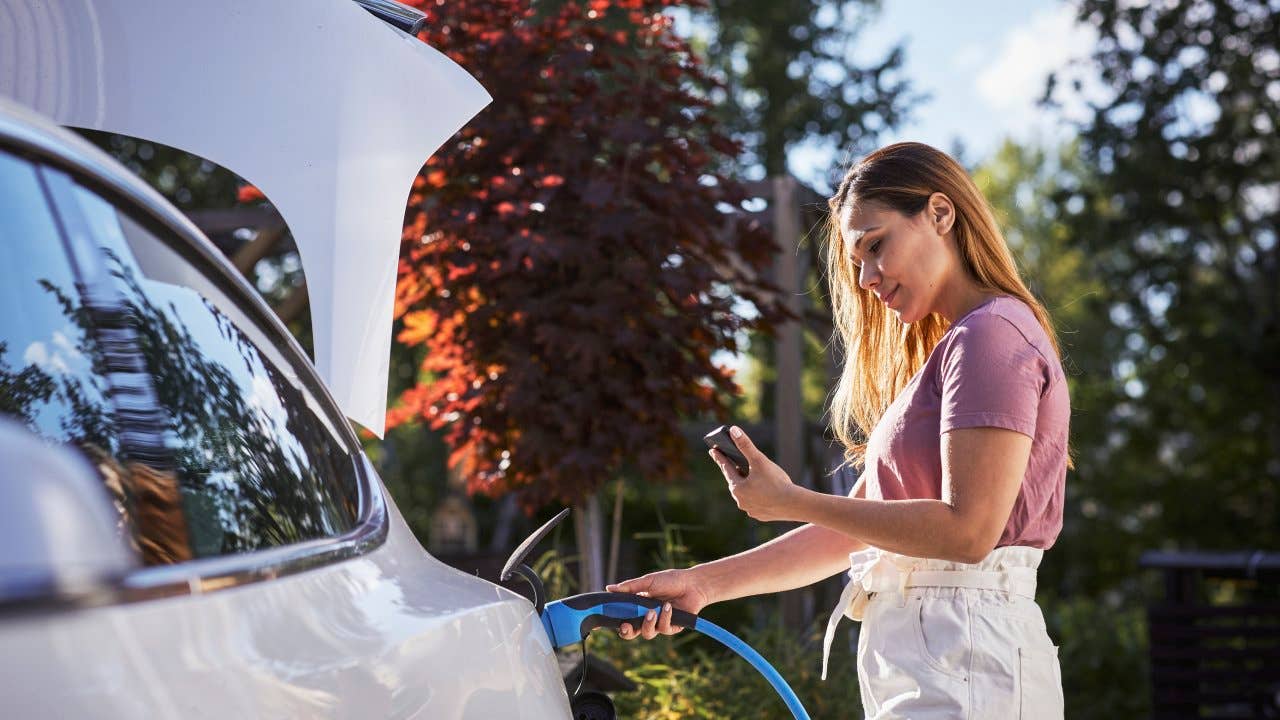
[858,263,879,291]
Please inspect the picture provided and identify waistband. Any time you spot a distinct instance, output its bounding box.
[819,546,1042,681]
[894,545,1043,573]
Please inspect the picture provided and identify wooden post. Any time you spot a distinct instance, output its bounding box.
[575,492,606,592]
[772,175,806,491]
[771,175,811,631]
[607,478,625,586]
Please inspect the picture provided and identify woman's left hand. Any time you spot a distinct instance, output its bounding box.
[709,426,805,522]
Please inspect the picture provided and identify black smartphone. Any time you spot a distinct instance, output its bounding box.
[703,425,750,477]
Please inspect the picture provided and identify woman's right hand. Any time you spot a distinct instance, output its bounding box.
[605,568,712,640]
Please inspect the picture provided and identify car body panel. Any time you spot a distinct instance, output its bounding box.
[0,459,569,719]
[0,97,570,718]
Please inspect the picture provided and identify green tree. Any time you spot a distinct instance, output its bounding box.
[1045,0,1280,569]
[697,0,919,178]
[529,0,921,180]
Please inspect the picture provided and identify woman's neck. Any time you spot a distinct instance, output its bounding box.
[935,280,998,324]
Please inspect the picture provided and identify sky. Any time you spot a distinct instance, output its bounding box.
[788,0,1099,188]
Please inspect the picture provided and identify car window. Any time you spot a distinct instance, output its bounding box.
[0,150,141,550]
[46,172,359,559]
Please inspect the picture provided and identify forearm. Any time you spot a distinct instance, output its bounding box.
[789,490,980,563]
[691,523,866,604]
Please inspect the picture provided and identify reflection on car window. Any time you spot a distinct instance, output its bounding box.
[65,186,359,557]
[125,276,357,555]
[0,151,139,549]
[83,185,355,556]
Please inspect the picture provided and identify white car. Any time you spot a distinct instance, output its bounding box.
[0,33,571,720]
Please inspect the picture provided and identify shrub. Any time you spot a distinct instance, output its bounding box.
[1044,595,1151,718]
[592,614,862,719]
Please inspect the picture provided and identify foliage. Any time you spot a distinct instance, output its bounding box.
[534,546,581,599]
[525,1,919,180]
[363,423,451,541]
[390,0,791,512]
[594,617,861,719]
[1043,595,1151,719]
[632,523,698,571]
[1044,0,1280,562]
[76,130,242,211]
[696,0,919,178]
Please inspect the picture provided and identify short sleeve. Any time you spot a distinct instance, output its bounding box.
[938,313,1050,438]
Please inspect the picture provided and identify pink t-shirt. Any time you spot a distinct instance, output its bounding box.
[862,295,1070,550]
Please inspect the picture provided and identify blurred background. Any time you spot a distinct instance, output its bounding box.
[83,0,1279,716]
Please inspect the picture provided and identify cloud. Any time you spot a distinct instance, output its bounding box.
[21,327,87,377]
[976,4,1101,138]
[23,341,69,375]
[51,330,79,358]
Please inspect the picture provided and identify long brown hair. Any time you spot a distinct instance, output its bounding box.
[823,142,1065,465]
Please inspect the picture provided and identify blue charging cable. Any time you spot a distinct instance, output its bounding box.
[541,592,811,720]
[690,616,811,720]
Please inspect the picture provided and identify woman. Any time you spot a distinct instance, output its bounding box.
[608,142,1069,718]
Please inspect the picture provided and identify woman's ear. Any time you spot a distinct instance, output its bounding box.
[928,192,956,236]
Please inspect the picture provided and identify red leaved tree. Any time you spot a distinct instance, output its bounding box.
[390,0,790,566]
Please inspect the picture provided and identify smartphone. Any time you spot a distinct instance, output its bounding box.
[703,425,750,477]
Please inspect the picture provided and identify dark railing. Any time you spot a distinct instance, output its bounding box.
[1141,550,1280,719]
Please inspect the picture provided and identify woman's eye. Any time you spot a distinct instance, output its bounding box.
[869,240,882,254]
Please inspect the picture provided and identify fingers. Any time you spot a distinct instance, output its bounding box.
[640,607,659,639]
[729,425,758,459]
[655,605,671,634]
[656,602,681,634]
[617,604,683,640]
[708,448,729,476]
[614,611,657,642]
[710,448,743,482]
[607,576,648,594]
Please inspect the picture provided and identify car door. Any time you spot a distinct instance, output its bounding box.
[0,137,569,718]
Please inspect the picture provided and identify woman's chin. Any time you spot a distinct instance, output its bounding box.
[892,303,919,324]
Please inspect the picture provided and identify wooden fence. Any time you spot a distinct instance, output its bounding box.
[1141,550,1280,718]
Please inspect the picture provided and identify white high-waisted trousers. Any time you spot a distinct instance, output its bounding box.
[822,546,1064,719]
